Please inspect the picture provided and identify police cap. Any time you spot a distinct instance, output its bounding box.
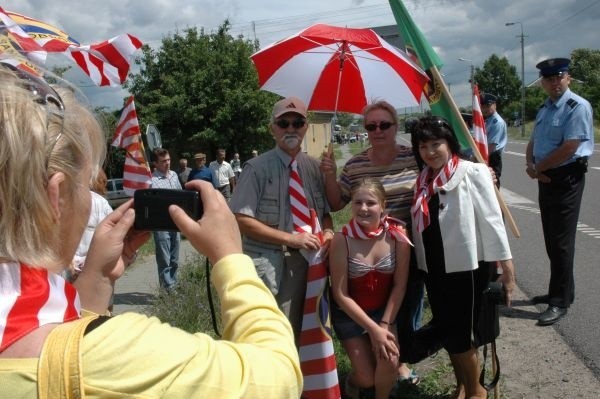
[536,58,570,77]
[480,93,497,106]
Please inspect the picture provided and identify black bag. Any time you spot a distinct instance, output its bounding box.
[399,321,443,364]
[478,280,505,391]
[476,281,503,345]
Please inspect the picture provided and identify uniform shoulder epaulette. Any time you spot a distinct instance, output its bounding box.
[567,98,579,108]
[539,104,545,109]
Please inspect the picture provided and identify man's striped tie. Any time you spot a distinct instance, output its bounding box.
[289,158,311,233]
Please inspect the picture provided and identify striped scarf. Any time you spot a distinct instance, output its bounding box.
[0,262,80,352]
[411,154,460,233]
[341,216,413,246]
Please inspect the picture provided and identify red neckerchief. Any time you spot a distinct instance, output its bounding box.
[341,216,413,246]
[411,154,460,233]
[0,262,80,352]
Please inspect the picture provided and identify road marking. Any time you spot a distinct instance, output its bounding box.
[504,151,525,157]
[500,187,534,204]
[591,167,600,171]
[502,192,600,239]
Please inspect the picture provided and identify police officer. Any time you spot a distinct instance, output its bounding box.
[525,57,594,326]
[481,93,507,187]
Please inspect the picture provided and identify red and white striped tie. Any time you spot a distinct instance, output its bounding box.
[289,158,312,233]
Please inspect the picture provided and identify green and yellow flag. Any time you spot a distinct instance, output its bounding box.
[388,0,470,149]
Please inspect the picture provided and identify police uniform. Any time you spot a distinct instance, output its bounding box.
[530,58,594,322]
[481,94,507,185]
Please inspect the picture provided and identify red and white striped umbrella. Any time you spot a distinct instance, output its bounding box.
[251,24,429,114]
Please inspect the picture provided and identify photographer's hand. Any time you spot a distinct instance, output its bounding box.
[498,259,516,307]
[76,200,150,313]
[171,180,242,265]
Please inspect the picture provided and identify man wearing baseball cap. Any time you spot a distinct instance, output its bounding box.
[525,57,594,326]
[230,96,333,345]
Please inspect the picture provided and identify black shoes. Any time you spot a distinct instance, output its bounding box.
[531,294,549,304]
[537,305,568,326]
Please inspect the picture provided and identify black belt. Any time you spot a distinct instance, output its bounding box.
[544,157,588,177]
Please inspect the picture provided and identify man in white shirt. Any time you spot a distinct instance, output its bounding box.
[209,148,235,201]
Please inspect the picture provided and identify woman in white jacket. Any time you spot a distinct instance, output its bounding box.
[410,116,516,399]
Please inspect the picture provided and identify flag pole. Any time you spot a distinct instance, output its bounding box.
[429,66,520,238]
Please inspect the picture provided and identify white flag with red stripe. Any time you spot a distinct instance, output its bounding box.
[0,8,141,87]
[298,210,341,399]
[472,84,488,164]
[111,96,151,196]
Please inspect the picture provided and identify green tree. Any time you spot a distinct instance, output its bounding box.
[570,48,600,120]
[334,112,355,128]
[125,21,278,161]
[473,54,521,117]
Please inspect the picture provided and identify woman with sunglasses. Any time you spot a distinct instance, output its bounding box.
[410,116,515,399]
[0,66,301,398]
[321,100,424,389]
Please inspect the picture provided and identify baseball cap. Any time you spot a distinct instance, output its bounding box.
[272,96,307,119]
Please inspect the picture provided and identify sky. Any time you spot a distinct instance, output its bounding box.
[3,0,599,112]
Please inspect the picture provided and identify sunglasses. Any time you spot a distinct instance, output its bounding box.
[365,121,395,132]
[2,62,65,116]
[275,118,306,129]
[2,62,66,168]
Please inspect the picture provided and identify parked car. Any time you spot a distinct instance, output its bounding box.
[105,178,130,208]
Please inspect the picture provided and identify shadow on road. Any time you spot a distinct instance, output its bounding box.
[499,300,540,320]
[113,292,156,305]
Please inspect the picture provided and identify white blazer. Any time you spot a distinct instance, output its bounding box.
[412,160,512,274]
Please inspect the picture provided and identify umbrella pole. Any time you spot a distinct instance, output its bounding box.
[329,60,344,153]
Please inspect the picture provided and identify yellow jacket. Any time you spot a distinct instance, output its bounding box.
[0,254,302,398]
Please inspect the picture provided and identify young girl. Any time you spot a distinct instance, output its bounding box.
[329,178,412,399]
[410,116,516,399]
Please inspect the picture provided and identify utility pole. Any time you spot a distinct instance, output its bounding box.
[506,22,526,137]
[458,57,474,97]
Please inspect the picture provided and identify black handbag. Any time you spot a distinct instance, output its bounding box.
[399,321,443,364]
[478,280,505,391]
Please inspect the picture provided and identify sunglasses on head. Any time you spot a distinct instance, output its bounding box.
[364,121,394,132]
[275,118,306,129]
[2,62,65,116]
[421,116,452,131]
[2,62,66,169]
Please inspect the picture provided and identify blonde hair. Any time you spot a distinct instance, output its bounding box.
[350,177,387,208]
[362,100,399,127]
[0,67,106,268]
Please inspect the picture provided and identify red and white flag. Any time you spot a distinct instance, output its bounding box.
[0,8,141,86]
[111,96,151,196]
[299,210,341,399]
[472,84,488,164]
[65,34,142,87]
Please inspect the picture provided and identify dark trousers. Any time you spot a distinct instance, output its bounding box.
[538,162,586,308]
[488,150,502,188]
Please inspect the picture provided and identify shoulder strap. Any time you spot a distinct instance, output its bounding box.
[37,316,99,399]
[479,341,500,392]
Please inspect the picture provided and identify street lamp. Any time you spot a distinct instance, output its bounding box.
[458,57,474,92]
[505,21,526,137]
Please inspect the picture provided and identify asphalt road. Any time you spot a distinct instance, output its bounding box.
[500,138,600,377]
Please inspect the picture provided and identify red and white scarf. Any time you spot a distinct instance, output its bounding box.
[341,216,413,246]
[411,154,460,233]
[0,262,80,352]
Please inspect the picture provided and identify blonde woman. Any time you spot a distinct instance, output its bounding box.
[329,178,411,399]
[0,65,301,398]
